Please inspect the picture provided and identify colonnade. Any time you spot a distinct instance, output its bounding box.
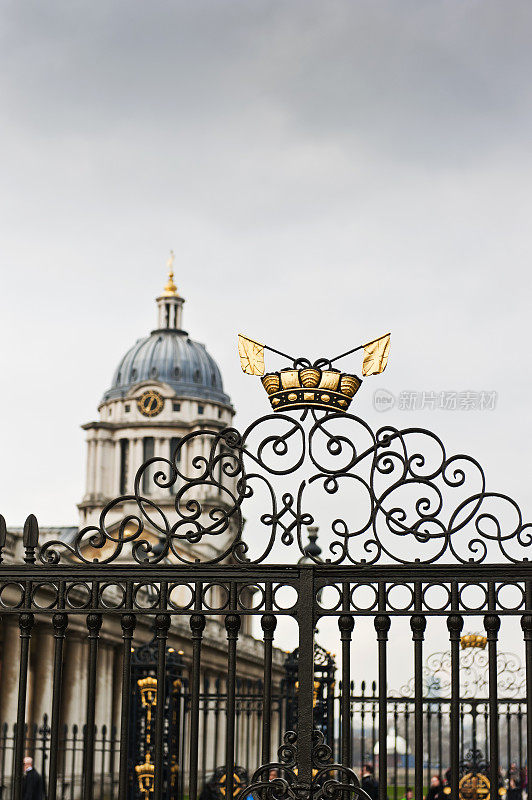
[83,433,226,503]
[0,617,122,734]
[0,615,282,793]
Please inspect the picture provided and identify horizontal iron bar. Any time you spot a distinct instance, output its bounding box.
[1,562,532,580]
[349,695,528,705]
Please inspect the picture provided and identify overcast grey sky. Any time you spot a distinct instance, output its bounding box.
[1,0,532,677]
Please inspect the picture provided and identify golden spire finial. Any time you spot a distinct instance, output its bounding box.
[163,250,177,295]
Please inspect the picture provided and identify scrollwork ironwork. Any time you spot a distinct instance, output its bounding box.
[398,646,526,700]
[235,730,371,800]
[38,410,532,565]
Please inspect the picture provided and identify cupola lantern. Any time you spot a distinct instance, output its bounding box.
[156,251,185,330]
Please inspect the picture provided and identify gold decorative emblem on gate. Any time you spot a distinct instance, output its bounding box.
[218,770,243,797]
[237,333,390,412]
[138,675,158,740]
[461,633,487,650]
[135,754,155,800]
[135,676,158,797]
[459,773,490,800]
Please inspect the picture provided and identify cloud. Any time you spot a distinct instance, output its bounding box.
[4,1,532,164]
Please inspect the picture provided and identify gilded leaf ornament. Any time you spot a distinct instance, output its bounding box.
[238,334,265,376]
[362,333,390,376]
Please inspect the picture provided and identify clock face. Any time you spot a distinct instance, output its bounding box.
[137,390,165,417]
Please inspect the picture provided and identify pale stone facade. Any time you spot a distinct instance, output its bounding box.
[0,267,285,788]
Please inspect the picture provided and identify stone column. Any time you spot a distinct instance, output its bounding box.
[114,440,122,495]
[203,436,211,491]
[100,440,109,498]
[163,436,172,494]
[111,645,122,737]
[126,437,134,492]
[95,643,106,730]
[31,622,55,726]
[154,436,164,460]
[104,645,114,730]
[190,435,203,497]
[61,632,86,732]
[85,439,92,494]
[128,438,143,490]
[92,437,99,496]
[94,642,110,780]
[203,434,211,497]
[0,617,21,725]
[94,437,103,496]
[25,646,35,733]
[178,438,186,477]
[92,431,100,495]
[85,439,95,495]
[96,642,115,732]
[153,437,165,497]
[173,438,184,499]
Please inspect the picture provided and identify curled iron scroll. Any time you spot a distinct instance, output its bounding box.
[39,410,532,565]
[234,730,371,800]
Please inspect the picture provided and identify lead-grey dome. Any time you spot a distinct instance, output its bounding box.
[103,330,231,405]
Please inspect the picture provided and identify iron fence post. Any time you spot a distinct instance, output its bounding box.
[296,567,315,789]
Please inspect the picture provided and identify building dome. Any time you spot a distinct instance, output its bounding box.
[80,257,236,533]
[102,258,231,406]
[103,329,230,405]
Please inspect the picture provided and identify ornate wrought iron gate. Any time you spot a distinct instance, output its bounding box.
[1,409,532,800]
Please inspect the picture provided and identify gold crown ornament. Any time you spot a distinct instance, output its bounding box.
[460,633,487,650]
[238,332,390,413]
[261,366,361,412]
[138,676,158,707]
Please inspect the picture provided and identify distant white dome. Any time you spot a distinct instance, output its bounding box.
[373,731,407,755]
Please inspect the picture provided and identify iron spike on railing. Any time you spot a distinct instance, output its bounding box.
[0,515,6,563]
[22,514,39,564]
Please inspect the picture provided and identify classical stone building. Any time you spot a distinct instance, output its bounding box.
[0,264,285,793]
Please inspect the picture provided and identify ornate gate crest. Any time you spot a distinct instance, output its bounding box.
[39,407,532,566]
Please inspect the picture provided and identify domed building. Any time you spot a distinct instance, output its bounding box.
[0,261,286,794]
[78,264,236,561]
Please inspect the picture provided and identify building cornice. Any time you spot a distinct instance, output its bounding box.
[81,417,227,431]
